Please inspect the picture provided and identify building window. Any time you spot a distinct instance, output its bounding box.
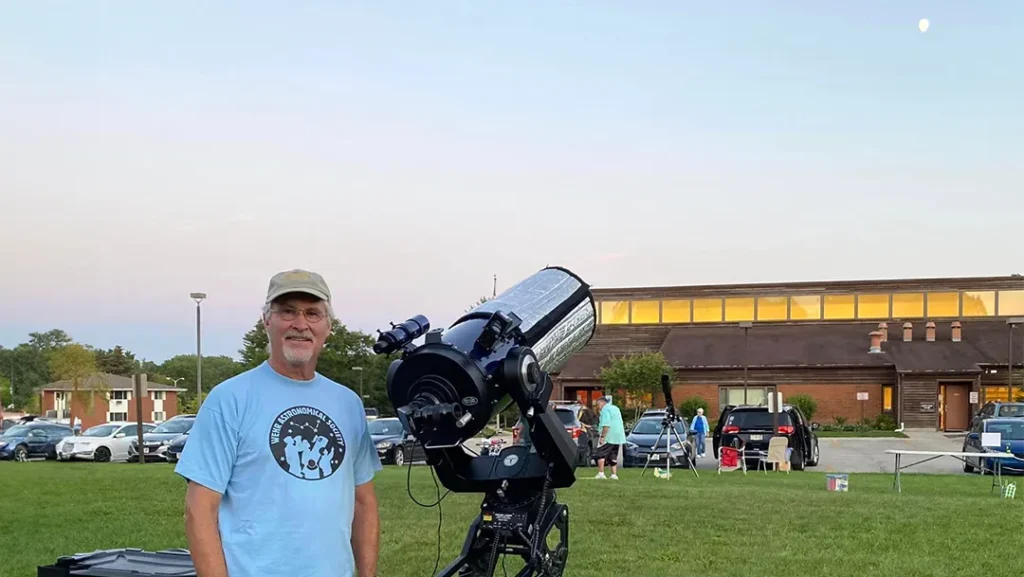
[962,291,995,316]
[927,292,960,317]
[857,294,890,319]
[153,411,165,421]
[600,301,629,324]
[892,293,924,318]
[724,297,755,322]
[110,390,130,400]
[999,290,1024,315]
[61,409,71,419]
[151,391,166,401]
[661,299,690,323]
[719,386,774,408]
[824,294,855,320]
[790,295,821,320]
[882,386,893,413]
[109,412,128,421]
[693,298,722,323]
[55,392,66,402]
[630,300,659,324]
[756,296,787,321]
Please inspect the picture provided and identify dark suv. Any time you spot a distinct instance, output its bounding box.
[712,405,820,470]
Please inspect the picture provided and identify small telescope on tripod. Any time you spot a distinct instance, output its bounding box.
[640,374,699,480]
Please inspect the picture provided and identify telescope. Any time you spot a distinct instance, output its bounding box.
[375,266,596,577]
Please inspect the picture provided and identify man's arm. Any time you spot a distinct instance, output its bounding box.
[185,482,229,577]
[351,481,379,577]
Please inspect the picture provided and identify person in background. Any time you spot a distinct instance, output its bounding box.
[690,407,710,458]
[593,395,626,480]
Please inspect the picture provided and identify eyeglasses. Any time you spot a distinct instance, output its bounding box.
[272,306,327,324]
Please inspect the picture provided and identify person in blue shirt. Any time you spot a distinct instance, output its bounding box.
[175,269,382,577]
[690,407,710,458]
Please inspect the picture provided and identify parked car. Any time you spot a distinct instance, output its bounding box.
[622,416,693,468]
[512,404,597,466]
[712,405,820,470]
[961,418,1024,474]
[970,402,1024,430]
[365,408,380,421]
[0,422,74,461]
[369,417,425,467]
[165,433,188,463]
[56,421,156,462]
[128,415,196,462]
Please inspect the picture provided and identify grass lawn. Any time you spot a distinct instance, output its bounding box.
[816,430,909,438]
[2,461,1021,577]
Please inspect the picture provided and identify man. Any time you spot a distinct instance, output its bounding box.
[175,269,382,577]
[691,407,710,458]
[593,395,625,480]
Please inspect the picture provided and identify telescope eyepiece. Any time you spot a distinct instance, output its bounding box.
[373,315,430,355]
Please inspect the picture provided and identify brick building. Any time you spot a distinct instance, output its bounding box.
[39,373,185,431]
[554,275,1024,431]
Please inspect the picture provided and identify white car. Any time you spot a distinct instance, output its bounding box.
[56,421,156,462]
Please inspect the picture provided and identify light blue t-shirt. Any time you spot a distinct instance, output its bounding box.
[598,403,627,445]
[174,361,382,577]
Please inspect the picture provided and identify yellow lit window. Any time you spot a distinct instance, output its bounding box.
[999,290,1024,315]
[693,298,722,323]
[984,386,1010,403]
[883,387,893,412]
[962,291,995,317]
[926,292,959,317]
[630,300,660,324]
[790,295,821,320]
[600,301,629,324]
[757,297,787,321]
[857,294,890,319]
[661,300,691,323]
[824,294,855,319]
[892,293,924,318]
[724,297,755,321]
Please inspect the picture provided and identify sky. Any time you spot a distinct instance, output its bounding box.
[1,2,1022,364]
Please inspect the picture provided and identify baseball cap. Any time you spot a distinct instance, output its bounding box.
[265,269,331,304]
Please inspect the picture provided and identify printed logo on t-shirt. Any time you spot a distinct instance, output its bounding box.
[268,406,346,480]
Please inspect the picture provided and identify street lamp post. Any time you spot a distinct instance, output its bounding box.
[190,293,207,406]
[740,321,752,405]
[352,366,364,398]
[1009,318,1024,401]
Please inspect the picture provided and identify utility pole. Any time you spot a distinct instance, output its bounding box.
[191,293,206,406]
[740,322,752,405]
[493,274,497,298]
[353,366,364,398]
[134,372,147,465]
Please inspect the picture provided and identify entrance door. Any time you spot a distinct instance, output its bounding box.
[943,383,971,431]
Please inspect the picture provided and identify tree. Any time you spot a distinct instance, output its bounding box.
[94,346,137,377]
[48,343,107,428]
[27,329,73,356]
[239,320,269,369]
[159,354,245,402]
[0,375,12,409]
[465,296,492,312]
[0,344,51,410]
[599,351,673,410]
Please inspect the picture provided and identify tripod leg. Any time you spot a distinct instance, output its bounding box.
[671,427,699,478]
[434,514,494,577]
[640,428,667,477]
[514,502,568,577]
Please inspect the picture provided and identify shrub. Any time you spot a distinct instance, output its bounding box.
[787,394,817,421]
[873,413,897,431]
[678,396,709,419]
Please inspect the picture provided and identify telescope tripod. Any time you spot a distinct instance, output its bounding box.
[437,484,568,577]
[640,415,700,479]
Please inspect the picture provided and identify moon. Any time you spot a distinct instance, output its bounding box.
[919,18,930,32]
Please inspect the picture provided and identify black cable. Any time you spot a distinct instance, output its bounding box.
[404,447,450,575]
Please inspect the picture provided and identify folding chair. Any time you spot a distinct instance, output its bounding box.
[717,445,747,475]
[764,436,790,474]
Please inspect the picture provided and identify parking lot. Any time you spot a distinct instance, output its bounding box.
[686,431,967,475]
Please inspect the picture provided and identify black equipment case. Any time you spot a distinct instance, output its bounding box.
[38,548,196,577]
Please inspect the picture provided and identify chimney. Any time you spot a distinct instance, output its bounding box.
[903,322,913,342]
[877,322,888,342]
[951,321,962,342]
[869,331,883,353]
[926,321,936,342]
